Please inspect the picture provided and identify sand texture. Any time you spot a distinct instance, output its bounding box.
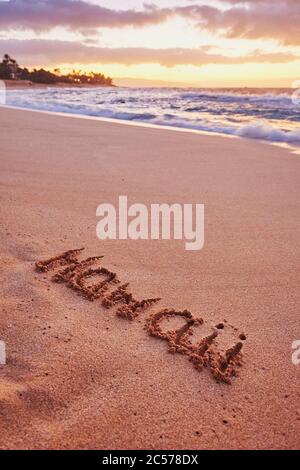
[0,107,300,449]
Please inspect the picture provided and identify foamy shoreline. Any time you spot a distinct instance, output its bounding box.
[4,84,300,148]
[2,103,300,157]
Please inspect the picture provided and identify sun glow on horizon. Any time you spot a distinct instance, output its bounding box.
[0,0,299,87]
[49,59,300,88]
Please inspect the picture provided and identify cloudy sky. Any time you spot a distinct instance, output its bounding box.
[0,0,299,86]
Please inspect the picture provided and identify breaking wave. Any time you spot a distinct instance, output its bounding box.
[5,86,300,146]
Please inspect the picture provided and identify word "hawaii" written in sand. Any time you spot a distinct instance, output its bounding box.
[35,248,247,384]
[96,196,205,251]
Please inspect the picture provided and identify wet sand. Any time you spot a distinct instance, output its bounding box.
[0,106,299,449]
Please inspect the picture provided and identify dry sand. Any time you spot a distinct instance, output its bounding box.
[0,106,299,449]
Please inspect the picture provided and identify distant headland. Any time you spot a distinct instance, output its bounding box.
[0,54,114,87]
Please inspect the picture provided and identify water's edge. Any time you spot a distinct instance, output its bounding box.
[1,103,299,156]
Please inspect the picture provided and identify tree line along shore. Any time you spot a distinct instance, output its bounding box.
[0,54,114,86]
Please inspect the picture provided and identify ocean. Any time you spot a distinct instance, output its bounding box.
[5,86,300,146]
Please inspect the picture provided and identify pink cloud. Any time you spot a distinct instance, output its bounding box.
[0,1,299,46]
[0,0,173,32]
[0,38,298,67]
[180,1,300,45]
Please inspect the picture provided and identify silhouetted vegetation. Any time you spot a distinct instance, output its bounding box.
[0,54,18,79]
[0,54,114,86]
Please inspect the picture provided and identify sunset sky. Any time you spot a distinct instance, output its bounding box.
[0,0,299,87]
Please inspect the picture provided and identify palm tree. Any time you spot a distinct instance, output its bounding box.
[1,54,19,79]
[3,54,10,65]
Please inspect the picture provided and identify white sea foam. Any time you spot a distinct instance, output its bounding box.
[5,86,300,146]
[235,122,300,143]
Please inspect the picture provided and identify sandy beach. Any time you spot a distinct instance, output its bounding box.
[0,106,299,450]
